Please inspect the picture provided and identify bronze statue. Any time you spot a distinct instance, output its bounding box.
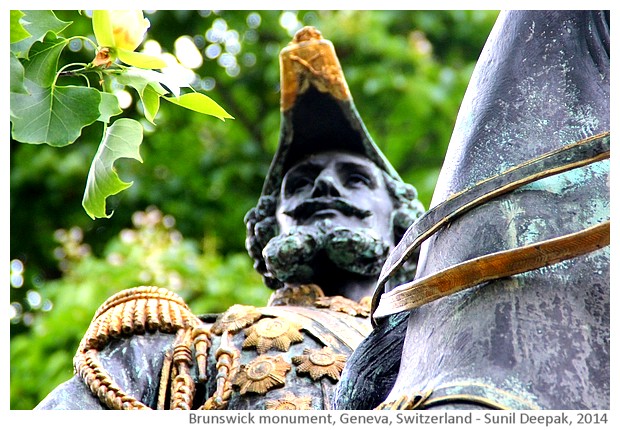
[335,10,610,410]
[35,27,423,410]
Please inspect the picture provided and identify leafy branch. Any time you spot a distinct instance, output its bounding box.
[10,10,233,219]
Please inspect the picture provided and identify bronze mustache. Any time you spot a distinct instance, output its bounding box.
[284,198,372,220]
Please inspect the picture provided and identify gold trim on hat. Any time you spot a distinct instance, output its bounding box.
[279,26,350,111]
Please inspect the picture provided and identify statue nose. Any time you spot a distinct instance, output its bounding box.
[311,173,341,198]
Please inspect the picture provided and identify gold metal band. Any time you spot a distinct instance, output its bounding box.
[374,219,609,319]
[376,381,540,410]
[371,132,610,324]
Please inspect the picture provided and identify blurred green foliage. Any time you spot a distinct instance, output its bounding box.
[10,10,499,409]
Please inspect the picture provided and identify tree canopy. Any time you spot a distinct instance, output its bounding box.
[10,10,498,409]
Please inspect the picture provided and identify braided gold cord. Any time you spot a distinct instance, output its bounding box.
[74,286,205,410]
[157,350,174,410]
[169,301,184,329]
[79,287,199,353]
[146,298,161,331]
[83,315,103,350]
[170,329,195,410]
[133,298,148,334]
[201,331,240,410]
[74,349,149,409]
[95,307,112,346]
[159,298,173,332]
[121,299,136,334]
[108,301,125,337]
[193,326,211,382]
[170,373,194,410]
[92,286,188,320]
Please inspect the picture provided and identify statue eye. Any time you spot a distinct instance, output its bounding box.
[345,173,372,187]
[285,175,313,195]
[294,177,313,189]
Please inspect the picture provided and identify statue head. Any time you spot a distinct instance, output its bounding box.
[277,151,395,245]
[244,27,424,296]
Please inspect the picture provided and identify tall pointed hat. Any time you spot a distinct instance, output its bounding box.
[260,26,403,198]
[246,27,421,290]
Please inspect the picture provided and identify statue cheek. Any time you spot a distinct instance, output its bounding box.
[368,204,397,243]
[276,213,294,234]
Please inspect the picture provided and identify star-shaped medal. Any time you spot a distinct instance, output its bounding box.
[211,304,262,335]
[242,317,304,354]
[265,392,313,410]
[233,354,291,395]
[292,347,347,381]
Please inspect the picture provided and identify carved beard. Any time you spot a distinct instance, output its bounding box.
[262,219,391,285]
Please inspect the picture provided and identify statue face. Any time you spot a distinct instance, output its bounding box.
[276,151,395,244]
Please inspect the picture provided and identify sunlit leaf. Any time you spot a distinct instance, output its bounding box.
[10,10,31,44]
[164,93,234,121]
[10,53,28,94]
[83,118,144,219]
[142,84,161,124]
[10,79,101,146]
[117,49,167,69]
[23,38,68,87]
[10,10,71,58]
[114,69,167,124]
[98,92,122,123]
[115,68,169,96]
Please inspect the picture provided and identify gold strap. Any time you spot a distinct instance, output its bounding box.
[374,220,609,319]
[376,381,540,410]
[371,132,610,324]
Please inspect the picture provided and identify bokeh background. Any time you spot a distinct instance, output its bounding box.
[10,10,499,409]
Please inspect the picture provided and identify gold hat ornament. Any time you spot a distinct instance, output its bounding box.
[260,26,403,198]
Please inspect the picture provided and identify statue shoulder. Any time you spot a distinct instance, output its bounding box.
[68,284,373,410]
[73,286,204,409]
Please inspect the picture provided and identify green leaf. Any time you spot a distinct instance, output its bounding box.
[164,93,234,121]
[116,67,179,97]
[114,69,169,123]
[82,118,143,219]
[115,68,168,95]
[117,49,168,69]
[10,79,101,146]
[98,92,122,123]
[23,38,68,87]
[142,84,161,124]
[10,53,28,94]
[10,10,71,58]
[10,11,31,44]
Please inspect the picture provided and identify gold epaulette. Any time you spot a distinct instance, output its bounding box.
[73,286,208,410]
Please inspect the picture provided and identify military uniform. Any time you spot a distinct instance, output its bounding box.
[37,285,370,410]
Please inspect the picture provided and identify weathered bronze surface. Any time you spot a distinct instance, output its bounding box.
[336,10,610,410]
[372,132,610,321]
